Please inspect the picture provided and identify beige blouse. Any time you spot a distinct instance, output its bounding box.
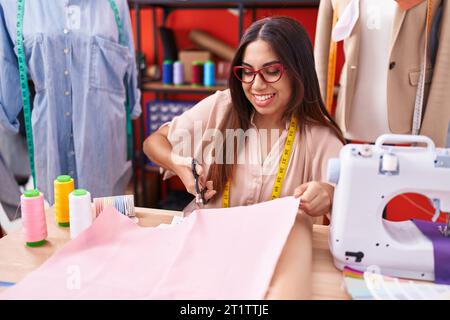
[161,89,343,212]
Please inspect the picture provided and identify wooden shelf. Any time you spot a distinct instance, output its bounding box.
[129,0,319,9]
[142,81,227,94]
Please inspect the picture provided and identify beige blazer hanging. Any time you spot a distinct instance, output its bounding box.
[314,0,450,147]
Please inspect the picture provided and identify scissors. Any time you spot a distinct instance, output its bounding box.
[191,158,209,207]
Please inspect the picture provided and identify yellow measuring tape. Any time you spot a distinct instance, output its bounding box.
[221,180,230,208]
[222,115,298,208]
[326,10,338,114]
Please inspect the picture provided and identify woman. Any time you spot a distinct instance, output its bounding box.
[145,17,344,218]
[144,17,344,299]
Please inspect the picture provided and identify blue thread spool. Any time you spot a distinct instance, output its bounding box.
[173,61,184,85]
[162,60,173,85]
[203,60,215,87]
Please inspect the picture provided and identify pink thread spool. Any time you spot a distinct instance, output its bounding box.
[21,189,48,247]
[191,61,203,86]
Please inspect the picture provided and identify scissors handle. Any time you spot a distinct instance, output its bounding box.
[191,158,209,205]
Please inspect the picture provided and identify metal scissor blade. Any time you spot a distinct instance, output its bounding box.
[183,199,200,216]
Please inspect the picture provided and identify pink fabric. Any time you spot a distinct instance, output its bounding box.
[1,197,300,300]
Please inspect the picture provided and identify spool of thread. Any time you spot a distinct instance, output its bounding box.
[21,189,47,247]
[381,153,398,172]
[173,61,184,85]
[162,60,173,85]
[191,61,203,86]
[145,64,161,81]
[203,60,215,87]
[54,175,74,227]
[69,189,93,240]
[216,61,231,85]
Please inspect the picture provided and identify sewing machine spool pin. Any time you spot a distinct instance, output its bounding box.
[379,149,399,176]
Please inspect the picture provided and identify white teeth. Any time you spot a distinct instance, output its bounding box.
[254,94,274,101]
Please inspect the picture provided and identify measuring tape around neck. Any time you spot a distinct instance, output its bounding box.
[412,0,433,135]
[16,0,133,189]
[221,115,298,208]
[325,10,338,114]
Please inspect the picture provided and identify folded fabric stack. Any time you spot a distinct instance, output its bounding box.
[343,266,450,300]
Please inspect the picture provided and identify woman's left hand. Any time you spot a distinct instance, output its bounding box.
[293,182,334,217]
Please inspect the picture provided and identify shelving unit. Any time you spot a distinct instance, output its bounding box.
[130,0,319,67]
[142,81,227,94]
[129,0,320,207]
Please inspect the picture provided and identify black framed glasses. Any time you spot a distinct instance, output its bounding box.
[233,63,285,84]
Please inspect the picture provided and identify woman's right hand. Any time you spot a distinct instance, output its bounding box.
[173,156,217,202]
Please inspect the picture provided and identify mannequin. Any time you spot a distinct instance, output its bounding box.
[0,1,141,203]
[314,0,450,146]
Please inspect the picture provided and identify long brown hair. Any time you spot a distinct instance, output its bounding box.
[208,16,344,196]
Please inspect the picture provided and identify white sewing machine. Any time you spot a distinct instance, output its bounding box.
[327,134,450,281]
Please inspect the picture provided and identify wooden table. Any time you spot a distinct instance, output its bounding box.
[0,207,350,300]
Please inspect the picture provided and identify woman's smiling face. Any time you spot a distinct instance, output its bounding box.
[241,39,292,125]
